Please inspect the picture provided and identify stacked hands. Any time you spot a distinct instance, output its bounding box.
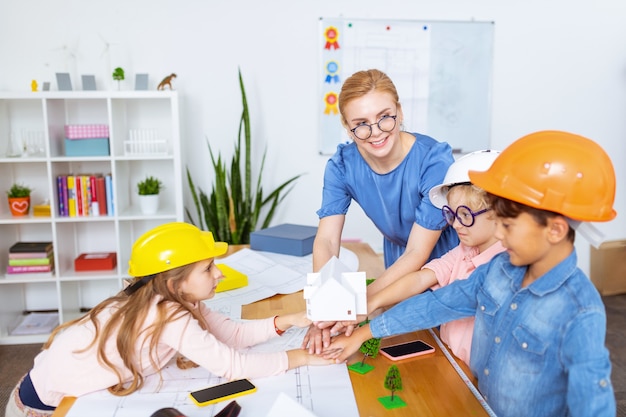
[301,317,371,363]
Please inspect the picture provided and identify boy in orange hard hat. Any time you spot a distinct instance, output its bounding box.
[323,131,616,417]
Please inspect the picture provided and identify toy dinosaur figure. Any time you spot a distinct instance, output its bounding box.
[157,73,177,90]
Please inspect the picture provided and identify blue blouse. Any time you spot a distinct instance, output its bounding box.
[317,133,459,267]
[370,250,616,417]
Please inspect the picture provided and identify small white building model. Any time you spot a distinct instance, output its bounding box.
[303,256,367,321]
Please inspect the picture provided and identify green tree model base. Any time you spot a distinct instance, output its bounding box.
[348,362,374,374]
[378,395,407,409]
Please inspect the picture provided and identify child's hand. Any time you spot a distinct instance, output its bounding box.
[286,349,336,369]
[275,311,311,334]
[284,311,312,328]
[322,324,373,362]
[301,322,334,354]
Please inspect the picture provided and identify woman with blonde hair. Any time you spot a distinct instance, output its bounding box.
[305,69,459,352]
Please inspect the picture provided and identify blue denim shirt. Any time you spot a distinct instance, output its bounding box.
[370,250,615,417]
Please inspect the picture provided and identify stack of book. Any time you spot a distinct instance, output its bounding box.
[56,174,114,217]
[7,241,54,275]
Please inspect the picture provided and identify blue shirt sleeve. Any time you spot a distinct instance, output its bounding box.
[316,143,352,218]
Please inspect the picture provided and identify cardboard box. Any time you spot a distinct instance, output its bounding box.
[64,124,109,139]
[65,138,110,156]
[250,223,317,256]
[590,240,626,295]
[74,252,117,271]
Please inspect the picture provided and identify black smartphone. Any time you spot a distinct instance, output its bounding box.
[189,379,257,406]
[380,339,435,361]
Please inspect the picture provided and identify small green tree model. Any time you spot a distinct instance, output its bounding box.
[112,67,125,90]
[359,337,381,366]
[384,364,403,401]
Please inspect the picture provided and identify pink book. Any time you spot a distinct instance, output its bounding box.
[9,252,52,259]
[7,265,53,273]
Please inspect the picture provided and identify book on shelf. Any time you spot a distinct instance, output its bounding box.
[9,242,53,254]
[8,256,53,266]
[56,176,66,217]
[7,264,54,273]
[9,250,53,259]
[81,174,90,216]
[105,174,114,215]
[76,175,84,216]
[9,312,59,336]
[90,175,99,216]
[67,175,77,216]
[96,175,107,216]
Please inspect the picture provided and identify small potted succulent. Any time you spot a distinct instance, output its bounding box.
[136,175,163,215]
[6,183,32,216]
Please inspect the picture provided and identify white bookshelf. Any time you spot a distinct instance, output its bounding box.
[0,91,183,344]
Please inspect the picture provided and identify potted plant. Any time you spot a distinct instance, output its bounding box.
[186,69,301,244]
[137,175,163,215]
[6,183,32,216]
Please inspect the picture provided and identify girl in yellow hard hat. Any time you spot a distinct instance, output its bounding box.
[6,222,333,417]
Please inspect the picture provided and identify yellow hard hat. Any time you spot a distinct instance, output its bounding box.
[468,130,616,222]
[128,222,228,277]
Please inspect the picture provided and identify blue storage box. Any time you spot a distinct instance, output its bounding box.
[250,223,318,256]
[64,138,110,157]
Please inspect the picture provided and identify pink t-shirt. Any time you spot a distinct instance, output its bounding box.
[423,241,505,365]
[30,299,287,407]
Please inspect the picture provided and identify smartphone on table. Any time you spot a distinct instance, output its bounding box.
[189,379,257,406]
[380,339,435,361]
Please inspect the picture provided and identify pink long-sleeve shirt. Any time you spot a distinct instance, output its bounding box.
[30,299,288,407]
[423,241,505,365]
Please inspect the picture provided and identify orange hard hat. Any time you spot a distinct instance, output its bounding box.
[468,130,616,222]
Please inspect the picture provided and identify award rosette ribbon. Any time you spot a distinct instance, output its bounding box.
[324,26,340,50]
[325,61,340,84]
[323,92,339,115]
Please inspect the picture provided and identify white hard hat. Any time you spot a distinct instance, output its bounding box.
[429,149,501,209]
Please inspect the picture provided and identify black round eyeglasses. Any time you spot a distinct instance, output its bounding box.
[350,115,397,140]
[442,205,490,227]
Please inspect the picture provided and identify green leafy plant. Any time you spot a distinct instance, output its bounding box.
[137,176,163,195]
[7,183,32,198]
[186,68,301,244]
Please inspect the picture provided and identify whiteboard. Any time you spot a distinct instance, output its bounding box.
[318,18,494,155]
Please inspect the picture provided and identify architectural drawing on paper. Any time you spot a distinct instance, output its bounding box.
[303,256,366,321]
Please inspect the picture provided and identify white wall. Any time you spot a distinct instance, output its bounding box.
[2,0,625,275]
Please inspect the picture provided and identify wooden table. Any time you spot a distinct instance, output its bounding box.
[53,242,487,417]
[240,242,487,417]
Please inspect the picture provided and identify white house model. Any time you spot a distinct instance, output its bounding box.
[303,256,367,321]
